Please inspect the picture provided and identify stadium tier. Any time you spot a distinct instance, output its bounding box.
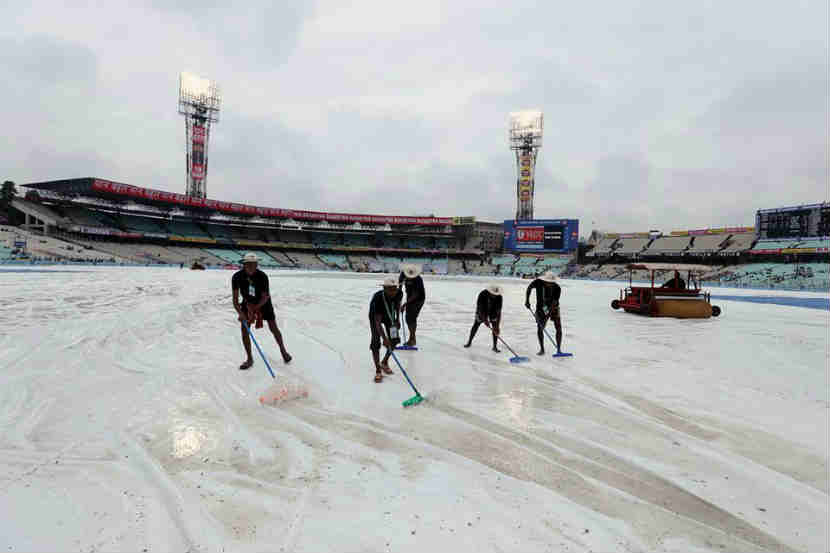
[7,178,826,290]
[647,235,691,255]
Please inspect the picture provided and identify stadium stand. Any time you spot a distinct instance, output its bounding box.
[538,256,572,275]
[319,253,350,269]
[614,237,650,256]
[588,237,618,257]
[344,234,371,248]
[792,237,829,249]
[312,232,344,248]
[686,234,727,255]
[348,254,376,272]
[648,235,691,255]
[289,252,329,270]
[268,250,298,267]
[119,213,168,234]
[712,262,830,289]
[719,232,756,254]
[205,248,244,265]
[11,199,69,226]
[60,206,110,227]
[513,255,538,276]
[750,239,798,251]
[3,229,127,263]
[169,220,211,238]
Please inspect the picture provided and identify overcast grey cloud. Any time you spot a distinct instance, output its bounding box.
[1,0,826,234]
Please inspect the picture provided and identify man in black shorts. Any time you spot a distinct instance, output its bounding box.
[398,264,425,347]
[370,277,403,383]
[232,253,292,370]
[525,270,563,355]
[464,284,503,352]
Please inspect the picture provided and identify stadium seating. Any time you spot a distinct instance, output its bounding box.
[23,234,129,263]
[319,253,350,269]
[750,239,797,251]
[719,233,756,253]
[448,259,469,274]
[11,199,69,226]
[713,262,830,289]
[588,237,619,257]
[169,220,211,238]
[686,234,727,255]
[205,248,245,264]
[204,224,234,240]
[428,259,449,274]
[490,254,516,266]
[119,213,168,234]
[289,252,329,270]
[87,209,121,228]
[402,236,429,249]
[61,206,109,227]
[343,234,371,248]
[792,238,829,249]
[312,233,342,248]
[348,254,377,271]
[614,238,650,255]
[648,235,691,255]
[267,250,298,267]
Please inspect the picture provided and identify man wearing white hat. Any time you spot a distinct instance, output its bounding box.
[464,284,503,351]
[369,276,403,382]
[232,252,292,370]
[524,270,563,355]
[398,263,426,347]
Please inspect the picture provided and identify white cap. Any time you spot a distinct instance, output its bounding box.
[380,276,398,287]
[401,263,422,279]
[539,271,557,282]
[487,284,503,296]
[242,252,258,264]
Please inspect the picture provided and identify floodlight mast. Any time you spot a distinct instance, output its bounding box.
[178,72,221,199]
[509,110,543,220]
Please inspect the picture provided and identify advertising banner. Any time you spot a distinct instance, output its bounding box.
[90,179,454,226]
[192,126,206,144]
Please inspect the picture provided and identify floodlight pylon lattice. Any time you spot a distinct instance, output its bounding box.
[178,72,221,199]
[509,110,543,221]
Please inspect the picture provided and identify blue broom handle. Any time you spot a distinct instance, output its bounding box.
[382,324,420,397]
[389,350,421,397]
[495,335,521,358]
[528,307,557,348]
[244,320,276,379]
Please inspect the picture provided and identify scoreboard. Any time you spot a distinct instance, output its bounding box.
[503,219,579,253]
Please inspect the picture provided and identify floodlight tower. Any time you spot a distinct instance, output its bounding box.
[509,110,543,220]
[178,72,221,199]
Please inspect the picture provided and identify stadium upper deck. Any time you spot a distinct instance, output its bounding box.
[18,177,483,256]
[23,178,454,227]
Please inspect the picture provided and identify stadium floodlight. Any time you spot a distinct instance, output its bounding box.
[509,110,543,221]
[178,72,221,199]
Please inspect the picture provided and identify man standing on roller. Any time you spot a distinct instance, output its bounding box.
[369,277,403,382]
[398,264,425,347]
[525,271,563,355]
[464,284,503,352]
[232,252,292,370]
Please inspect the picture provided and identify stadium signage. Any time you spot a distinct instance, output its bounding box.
[687,226,754,236]
[503,219,579,253]
[91,179,452,226]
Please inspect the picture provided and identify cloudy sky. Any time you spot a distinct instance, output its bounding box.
[1,1,827,234]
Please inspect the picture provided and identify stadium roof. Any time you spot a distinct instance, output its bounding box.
[22,177,454,227]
